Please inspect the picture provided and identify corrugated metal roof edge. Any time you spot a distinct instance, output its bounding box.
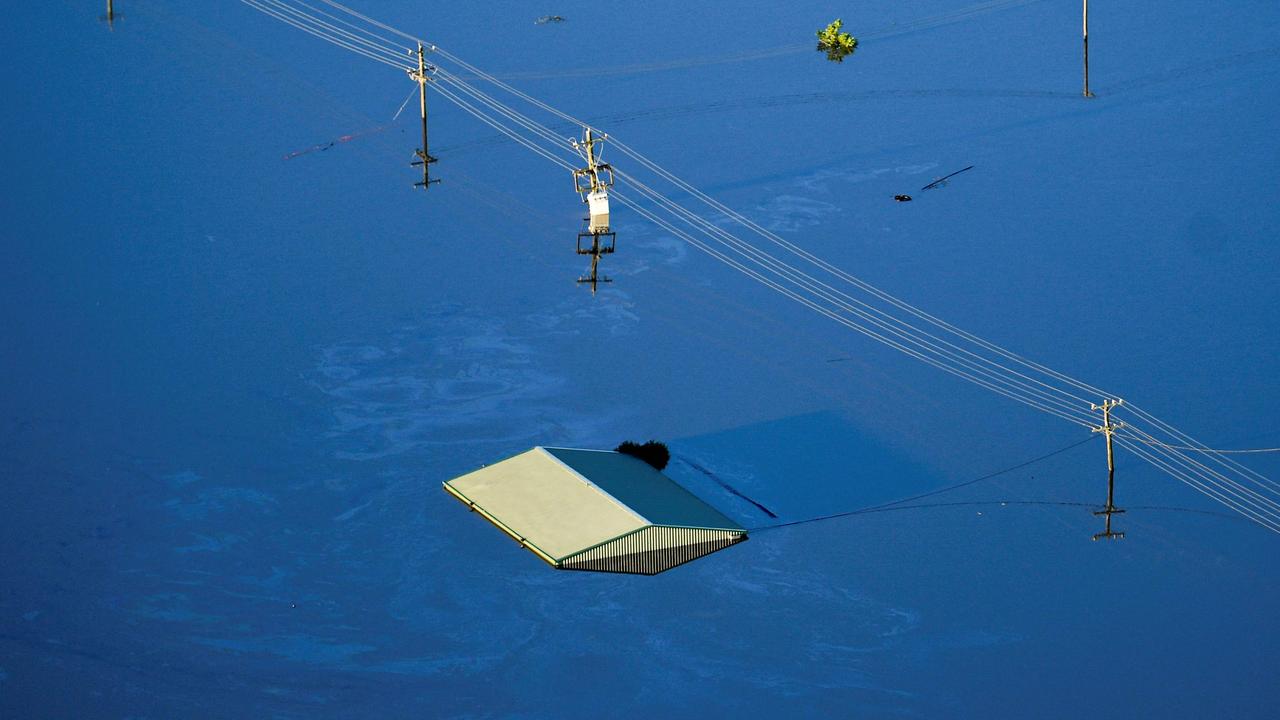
[534,447,650,529]
[561,525,647,563]
[441,481,561,567]
[562,524,750,564]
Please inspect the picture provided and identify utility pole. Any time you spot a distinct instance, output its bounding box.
[571,128,616,293]
[1082,0,1094,98]
[1091,398,1124,540]
[408,43,439,188]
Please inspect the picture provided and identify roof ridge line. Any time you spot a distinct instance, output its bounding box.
[539,445,617,454]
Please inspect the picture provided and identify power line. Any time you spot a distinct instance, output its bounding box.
[1123,402,1280,496]
[235,0,1280,535]
[750,434,1098,531]
[463,0,1049,81]
[611,186,1099,427]
[1120,440,1280,454]
[1114,437,1280,533]
[611,167,1102,424]
[759,499,1250,527]
[239,0,407,69]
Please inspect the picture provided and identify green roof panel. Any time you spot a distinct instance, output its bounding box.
[544,448,743,531]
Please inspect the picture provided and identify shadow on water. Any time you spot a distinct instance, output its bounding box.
[667,410,937,525]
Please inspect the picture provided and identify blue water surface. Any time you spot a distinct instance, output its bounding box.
[2,1,1278,717]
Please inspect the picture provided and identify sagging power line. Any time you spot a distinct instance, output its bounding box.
[237,0,1280,536]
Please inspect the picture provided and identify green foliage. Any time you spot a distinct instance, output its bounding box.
[816,18,858,63]
[615,440,671,471]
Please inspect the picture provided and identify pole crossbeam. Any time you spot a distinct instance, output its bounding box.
[571,129,615,292]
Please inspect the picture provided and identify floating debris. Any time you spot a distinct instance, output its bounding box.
[921,165,975,191]
[282,125,389,161]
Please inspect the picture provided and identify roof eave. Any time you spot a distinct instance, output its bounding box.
[442,481,562,568]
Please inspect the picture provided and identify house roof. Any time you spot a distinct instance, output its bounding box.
[543,448,742,531]
[443,447,743,565]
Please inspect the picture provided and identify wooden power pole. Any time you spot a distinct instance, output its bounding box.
[1082,0,1094,98]
[1091,398,1124,540]
[408,43,439,188]
[571,129,616,293]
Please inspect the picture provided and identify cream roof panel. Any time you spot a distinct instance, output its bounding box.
[445,448,647,560]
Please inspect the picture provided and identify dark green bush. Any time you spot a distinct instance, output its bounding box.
[615,440,670,470]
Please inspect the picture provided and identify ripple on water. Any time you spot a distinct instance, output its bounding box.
[309,307,613,460]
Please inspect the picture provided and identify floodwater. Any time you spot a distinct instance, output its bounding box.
[3,0,1278,717]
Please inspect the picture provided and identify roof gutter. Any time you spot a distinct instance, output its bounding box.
[442,482,561,568]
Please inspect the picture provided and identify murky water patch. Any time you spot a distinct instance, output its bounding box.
[696,564,919,694]
[310,304,633,461]
[163,487,279,521]
[191,635,376,666]
[163,470,202,487]
[174,533,245,554]
[759,194,840,233]
[131,593,222,624]
[752,163,941,233]
[607,226,690,277]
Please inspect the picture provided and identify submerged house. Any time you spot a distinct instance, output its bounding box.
[443,447,747,575]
